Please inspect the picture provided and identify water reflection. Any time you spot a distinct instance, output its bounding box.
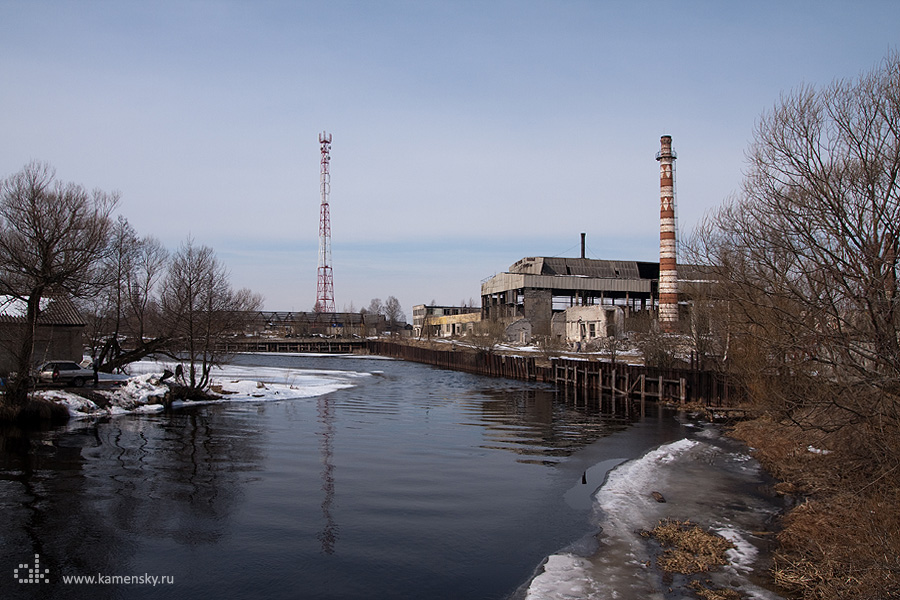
[0,409,266,597]
[471,386,643,464]
[317,395,338,554]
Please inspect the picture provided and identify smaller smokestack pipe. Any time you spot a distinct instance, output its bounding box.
[580,233,586,259]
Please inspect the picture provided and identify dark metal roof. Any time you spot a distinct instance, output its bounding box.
[507,257,707,282]
[0,295,85,326]
[509,257,644,279]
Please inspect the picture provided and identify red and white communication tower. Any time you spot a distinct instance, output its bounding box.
[316,131,335,313]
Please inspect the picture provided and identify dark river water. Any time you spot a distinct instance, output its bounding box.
[0,354,780,600]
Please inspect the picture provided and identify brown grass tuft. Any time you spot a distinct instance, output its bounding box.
[645,519,734,575]
[689,580,743,600]
[0,396,70,425]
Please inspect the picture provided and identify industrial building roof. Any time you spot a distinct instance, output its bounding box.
[482,257,711,297]
[509,257,649,279]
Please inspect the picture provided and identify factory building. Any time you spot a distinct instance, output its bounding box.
[481,256,679,336]
[480,256,707,341]
[479,135,694,343]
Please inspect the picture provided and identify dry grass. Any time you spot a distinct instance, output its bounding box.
[644,519,734,575]
[774,492,900,600]
[731,416,900,600]
[730,417,835,495]
[689,580,743,600]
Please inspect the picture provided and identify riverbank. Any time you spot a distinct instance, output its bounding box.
[390,340,900,599]
[520,424,786,600]
[730,418,900,600]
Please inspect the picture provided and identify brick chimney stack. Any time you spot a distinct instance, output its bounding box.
[656,135,678,330]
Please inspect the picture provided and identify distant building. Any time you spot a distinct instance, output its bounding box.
[504,318,532,344]
[0,295,86,373]
[481,257,659,337]
[412,305,480,338]
[432,312,482,338]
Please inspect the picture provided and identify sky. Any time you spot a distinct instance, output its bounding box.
[1,1,898,317]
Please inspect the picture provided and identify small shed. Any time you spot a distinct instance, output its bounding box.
[560,305,624,347]
[505,318,532,344]
[0,295,86,373]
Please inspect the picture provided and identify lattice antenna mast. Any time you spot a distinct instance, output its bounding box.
[317,131,335,313]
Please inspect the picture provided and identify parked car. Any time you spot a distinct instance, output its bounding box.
[37,361,95,387]
[36,361,130,387]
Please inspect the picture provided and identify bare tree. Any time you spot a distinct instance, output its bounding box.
[692,53,900,467]
[688,53,900,600]
[383,296,404,336]
[125,235,169,348]
[468,317,507,354]
[367,298,384,316]
[0,162,117,405]
[79,220,172,373]
[159,238,262,393]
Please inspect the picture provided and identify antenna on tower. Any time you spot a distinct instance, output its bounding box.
[316,131,335,313]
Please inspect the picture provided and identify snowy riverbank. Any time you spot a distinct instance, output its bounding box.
[523,425,786,600]
[35,358,373,418]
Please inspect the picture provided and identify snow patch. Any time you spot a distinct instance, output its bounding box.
[525,554,598,600]
[523,437,784,599]
[38,359,368,418]
[714,526,758,573]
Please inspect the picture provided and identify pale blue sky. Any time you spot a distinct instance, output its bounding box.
[2,1,898,315]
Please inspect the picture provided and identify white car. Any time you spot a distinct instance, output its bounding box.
[37,361,129,387]
[37,361,94,386]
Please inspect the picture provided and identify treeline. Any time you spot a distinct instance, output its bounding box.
[687,53,900,599]
[0,162,261,406]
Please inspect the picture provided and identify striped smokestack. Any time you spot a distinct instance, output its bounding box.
[656,135,678,329]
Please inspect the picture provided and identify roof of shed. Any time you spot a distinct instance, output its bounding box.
[0,295,85,326]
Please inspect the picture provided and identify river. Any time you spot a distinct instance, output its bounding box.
[0,353,784,599]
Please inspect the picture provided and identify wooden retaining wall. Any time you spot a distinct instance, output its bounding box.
[368,341,738,408]
[548,358,736,407]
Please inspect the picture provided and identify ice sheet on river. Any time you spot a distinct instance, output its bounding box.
[38,359,370,418]
[524,428,785,600]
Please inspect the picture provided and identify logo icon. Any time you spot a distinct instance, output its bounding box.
[14,553,50,584]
